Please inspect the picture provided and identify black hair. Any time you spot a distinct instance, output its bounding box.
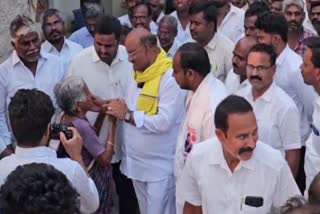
[134,3,153,16]
[245,1,270,18]
[189,1,218,32]
[214,95,253,134]
[8,89,54,147]
[0,163,80,214]
[255,11,288,42]
[305,37,320,68]
[248,43,277,65]
[95,15,122,41]
[178,42,211,77]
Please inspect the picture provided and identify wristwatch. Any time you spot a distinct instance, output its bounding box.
[124,111,131,122]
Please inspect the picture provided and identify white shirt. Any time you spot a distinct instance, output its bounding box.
[218,4,245,43]
[0,51,65,154]
[156,12,165,25]
[170,11,192,44]
[41,38,83,69]
[118,14,158,34]
[193,33,233,82]
[68,45,131,163]
[179,138,301,214]
[175,74,228,179]
[275,45,315,143]
[166,38,182,59]
[305,95,320,193]
[0,146,99,213]
[120,68,185,182]
[236,83,301,155]
[225,68,249,93]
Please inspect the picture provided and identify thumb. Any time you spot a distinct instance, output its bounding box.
[60,132,67,145]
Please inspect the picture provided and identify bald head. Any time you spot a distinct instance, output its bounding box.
[125,28,159,71]
[237,36,258,54]
[232,36,258,78]
[126,27,152,47]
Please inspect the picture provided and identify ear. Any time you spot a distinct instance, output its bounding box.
[215,128,226,143]
[45,123,51,138]
[11,40,16,49]
[186,68,196,80]
[208,22,215,33]
[315,67,320,82]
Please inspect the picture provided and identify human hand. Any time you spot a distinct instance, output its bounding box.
[90,96,110,112]
[0,146,14,159]
[103,98,128,120]
[60,127,83,161]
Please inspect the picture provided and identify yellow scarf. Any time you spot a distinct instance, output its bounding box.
[134,48,172,115]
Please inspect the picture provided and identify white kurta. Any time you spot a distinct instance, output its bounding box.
[175,74,228,214]
[170,11,192,44]
[179,138,301,214]
[121,68,185,182]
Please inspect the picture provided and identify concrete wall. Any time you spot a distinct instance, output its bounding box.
[0,0,37,63]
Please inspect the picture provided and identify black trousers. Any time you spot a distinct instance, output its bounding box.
[296,146,306,194]
[112,161,139,214]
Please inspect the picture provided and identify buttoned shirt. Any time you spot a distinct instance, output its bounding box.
[166,38,182,59]
[192,33,233,82]
[69,27,94,48]
[41,38,83,70]
[68,45,131,163]
[0,51,65,154]
[0,146,99,213]
[179,138,301,214]
[305,95,320,193]
[170,11,191,44]
[218,4,245,43]
[118,14,158,34]
[236,83,301,155]
[292,28,317,57]
[275,45,315,144]
[120,68,185,182]
[225,68,249,93]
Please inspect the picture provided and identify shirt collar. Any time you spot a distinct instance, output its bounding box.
[11,50,48,67]
[208,139,256,171]
[206,33,218,50]
[42,37,69,53]
[15,146,57,159]
[276,44,290,66]
[247,82,275,103]
[92,45,127,64]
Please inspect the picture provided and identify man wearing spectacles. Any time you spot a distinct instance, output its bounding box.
[104,28,185,214]
[41,9,83,68]
[236,44,301,179]
[300,37,320,195]
[132,3,158,34]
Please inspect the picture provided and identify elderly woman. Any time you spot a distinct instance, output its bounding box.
[54,76,115,214]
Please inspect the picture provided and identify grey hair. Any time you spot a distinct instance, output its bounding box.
[41,8,64,29]
[54,76,87,116]
[140,34,158,47]
[10,15,38,39]
[283,0,305,12]
[159,15,178,35]
[82,2,104,19]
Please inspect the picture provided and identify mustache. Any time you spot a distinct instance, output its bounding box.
[26,49,40,55]
[249,76,262,81]
[232,63,238,69]
[312,19,320,25]
[239,147,254,155]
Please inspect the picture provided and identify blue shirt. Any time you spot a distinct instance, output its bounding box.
[68,27,94,48]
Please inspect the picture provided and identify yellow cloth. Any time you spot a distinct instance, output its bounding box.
[134,48,172,115]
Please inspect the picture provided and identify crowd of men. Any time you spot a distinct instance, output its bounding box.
[1,0,320,213]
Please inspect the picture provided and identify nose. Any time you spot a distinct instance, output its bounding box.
[247,134,256,148]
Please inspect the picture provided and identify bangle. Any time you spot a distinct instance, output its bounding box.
[107,141,114,147]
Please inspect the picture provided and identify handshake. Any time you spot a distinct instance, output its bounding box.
[91,96,129,121]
